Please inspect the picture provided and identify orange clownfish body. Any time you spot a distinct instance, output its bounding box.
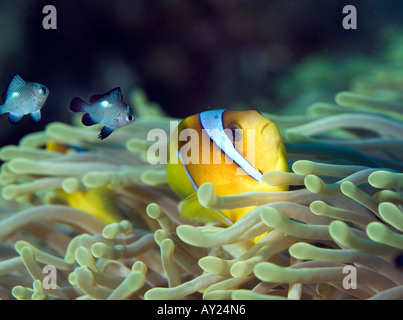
[167,109,288,225]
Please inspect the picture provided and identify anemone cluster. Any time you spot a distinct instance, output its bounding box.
[0,83,402,300]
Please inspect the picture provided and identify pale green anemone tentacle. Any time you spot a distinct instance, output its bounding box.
[286,113,403,138]
[368,286,403,300]
[144,274,227,300]
[262,170,305,186]
[0,257,25,277]
[340,181,379,216]
[254,261,396,293]
[374,190,403,204]
[292,160,369,177]
[0,145,61,161]
[378,202,403,232]
[18,247,69,299]
[335,91,403,115]
[289,242,403,285]
[310,200,377,226]
[231,289,291,300]
[368,171,403,189]
[366,222,403,250]
[7,158,120,176]
[286,143,382,167]
[2,177,64,201]
[0,205,106,243]
[260,207,331,240]
[198,230,288,276]
[159,238,181,288]
[106,271,146,300]
[230,235,297,279]
[329,220,397,255]
[304,168,379,197]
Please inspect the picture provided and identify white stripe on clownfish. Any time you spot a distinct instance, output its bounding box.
[177,150,198,191]
[199,109,263,183]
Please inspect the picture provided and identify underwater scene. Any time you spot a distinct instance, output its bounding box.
[0,1,403,301]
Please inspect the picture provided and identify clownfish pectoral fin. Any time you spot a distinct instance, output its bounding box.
[179,191,232,226]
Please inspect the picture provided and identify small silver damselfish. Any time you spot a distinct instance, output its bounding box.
[70,87,135,139]
[0,74,49,124]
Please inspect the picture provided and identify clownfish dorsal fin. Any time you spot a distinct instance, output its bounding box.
[179,191,233,226]
[199,109,263,183]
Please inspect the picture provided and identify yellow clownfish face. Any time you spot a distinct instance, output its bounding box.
[167,109,288,224]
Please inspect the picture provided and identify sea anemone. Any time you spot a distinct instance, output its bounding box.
[0,83,402,300]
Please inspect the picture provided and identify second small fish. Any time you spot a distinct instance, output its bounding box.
[70,87,135,139]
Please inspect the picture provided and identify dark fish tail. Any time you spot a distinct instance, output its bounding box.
[70,97,87,112]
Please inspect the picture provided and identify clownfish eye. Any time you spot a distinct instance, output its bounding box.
[40,86,47,95]
[226,126,243,143]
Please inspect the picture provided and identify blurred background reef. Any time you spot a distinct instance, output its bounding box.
[0,0,402,145]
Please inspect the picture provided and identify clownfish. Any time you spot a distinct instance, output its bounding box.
[55,187,122,224]
[167,109,288,226]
